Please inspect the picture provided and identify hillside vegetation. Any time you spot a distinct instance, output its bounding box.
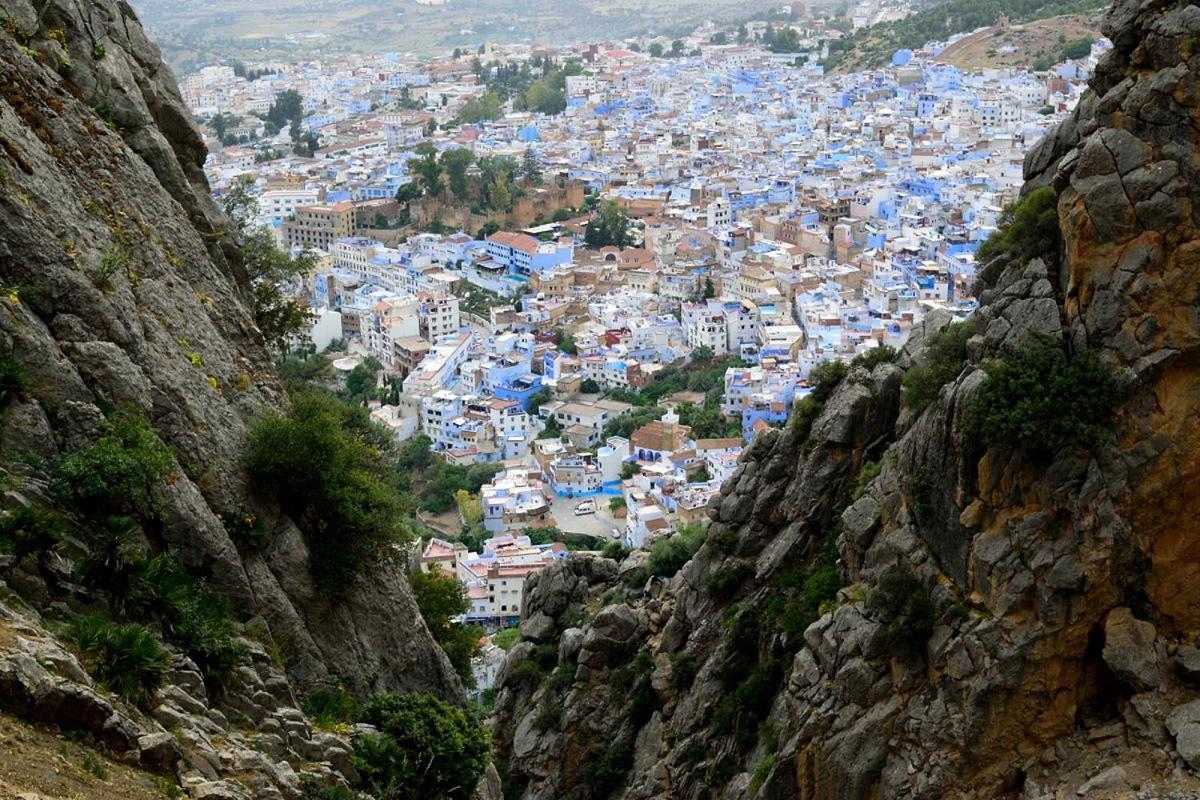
[822,0,1107,72]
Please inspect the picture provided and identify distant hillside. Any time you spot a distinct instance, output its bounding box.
[128,0,779,69]
[934,12,1101,71]
[822,0,1107,72]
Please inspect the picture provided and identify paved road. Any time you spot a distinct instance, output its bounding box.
[549,494,622,540]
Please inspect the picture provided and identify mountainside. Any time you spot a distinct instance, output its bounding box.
[0,0,471,796]
[489,0,1200,797]
[823,0,1107,72]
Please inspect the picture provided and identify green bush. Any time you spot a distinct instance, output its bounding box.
[850,344,897,371]
[707,525,737,553]
[601,540,629,561]
[303,680,357,730]
[627,651,659,727]
[977,186,1059,265]
[704,562,753,602]
[669,652,698,691]
[220,508,267,550]
[531,699,562,732]
[648,524,705,578]
[966,334,1119,457]
[789,359,849,442]
[750,754,776,795]
[0,505,65,560]
[353,693,491,800]
[408,568,482,686]
[544,662,575,693]
[901,319,976,414]
[54,407,174,520]
[246,393,414,596]
[491,627,521,650]
[706,754,740,786]
[72,614,168,702]
[578,744,633,799]
[529,643,558,672]
[0,356,27,411]
[852,460,882,500]
[128,554,246,678]
[711,659,783,750]
[866,566,935,660]
[764,548,842,643]
[622,565,650,589]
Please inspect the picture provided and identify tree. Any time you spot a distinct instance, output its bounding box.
[246,393,415,596]
[353,693,491,800]
[580,378,601,394]
[345,359,381,399]
[691,345,715,363]
[584,200,633,249]
[711,31,728,45]
[525,77,565,115]
[395,181,422,203]
[538,415,562,439]
[222,176,314,350]
[455,489,483,526]
[408,568,483,684]
[670,39,685,57]
[648,42,665,58]
[771,27,801,53]
[440,148,475,200]
[521,147,543,185]
[555,329,578,355]
[412,141,444,197]
[702,276,716,299]
[455,91,503,125]
[54,407,174,522]
[210,112,235,140]
[267,89,303,128]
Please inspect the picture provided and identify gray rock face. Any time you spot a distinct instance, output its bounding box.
[0,0,458,701]
[1102,608,1160,692]
[489,1,1200,792]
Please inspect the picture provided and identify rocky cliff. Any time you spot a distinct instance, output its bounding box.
[489,1,1200,797]
[0,0,465,796]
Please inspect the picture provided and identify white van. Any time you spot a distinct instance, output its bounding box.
[573,500,596,515]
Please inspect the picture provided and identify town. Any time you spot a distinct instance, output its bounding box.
[185,7,1103,690]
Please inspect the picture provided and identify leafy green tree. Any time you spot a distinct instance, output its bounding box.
[711,31,728,44]
[648,524,705,578]
[222,176,315,351]
[246,392,416,596]
[395,181,422,203]
[583,200,633,249]
[521,147,542,185]
[977,186,1059,265]
[455,91,504,125]
[267,89,304,127]
[702,276,716,299]
[866,566,935,660]
[54,407,174,521]
[440,148,476,200]
[353,693,491,800]
[408,568,483,684]
[966,334,1119,457]
[525,77,565,115]
[648,42,664,57]
[411,141,444,197]
[771,27,802,52]
[580,378,601,394]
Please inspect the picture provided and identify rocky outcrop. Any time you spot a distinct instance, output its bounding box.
[490,1,1200,797]
[0,593,358,799]
[0,0,458,700]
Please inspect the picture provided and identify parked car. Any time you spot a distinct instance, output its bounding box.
[574,500,596,515]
